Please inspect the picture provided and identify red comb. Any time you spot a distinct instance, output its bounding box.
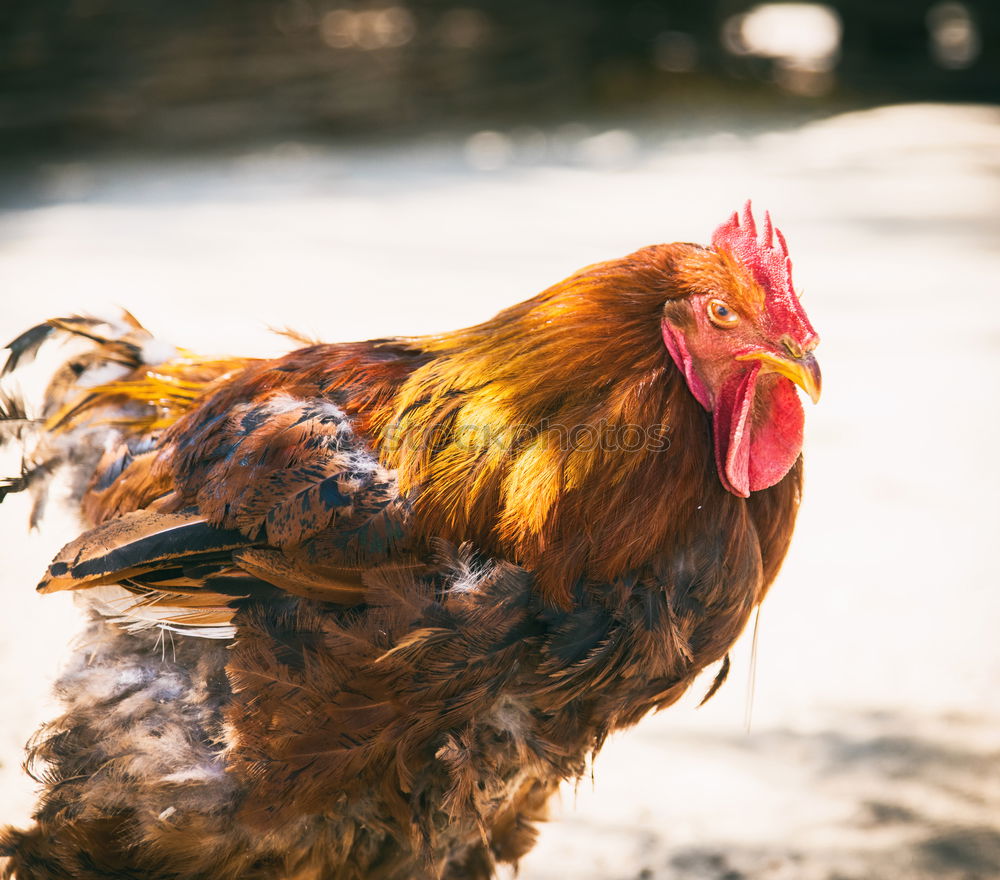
[712,201,817,343]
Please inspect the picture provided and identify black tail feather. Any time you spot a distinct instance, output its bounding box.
[0,388,39,446]
[3,314,147,378]
[2,322,58,376]
[0,463,30,504]
[0,458,54,507]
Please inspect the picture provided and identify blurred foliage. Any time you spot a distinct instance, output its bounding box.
[0,0,996,152]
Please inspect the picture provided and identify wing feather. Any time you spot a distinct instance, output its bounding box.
[34,387,409,636]
[38,509,249,594]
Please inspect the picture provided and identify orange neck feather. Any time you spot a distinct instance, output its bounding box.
[372,244,737,605]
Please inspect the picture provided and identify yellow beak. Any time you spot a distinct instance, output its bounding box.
[736,350,822,404]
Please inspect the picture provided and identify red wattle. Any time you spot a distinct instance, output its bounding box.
[713,367,804,498]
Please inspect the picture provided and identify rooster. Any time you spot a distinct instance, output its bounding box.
[0,202,819,880]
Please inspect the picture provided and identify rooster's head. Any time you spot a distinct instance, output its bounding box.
[661,202,821,497]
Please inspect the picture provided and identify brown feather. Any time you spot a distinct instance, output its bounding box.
[0,236,810,879]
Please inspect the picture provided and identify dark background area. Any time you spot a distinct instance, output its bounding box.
[1,0,997,155]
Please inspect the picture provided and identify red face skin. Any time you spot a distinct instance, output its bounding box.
[661,204,821,498]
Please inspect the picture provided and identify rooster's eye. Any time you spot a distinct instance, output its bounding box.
[708,299,739,328]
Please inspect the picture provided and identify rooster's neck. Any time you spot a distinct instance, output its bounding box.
[375,247,740,606]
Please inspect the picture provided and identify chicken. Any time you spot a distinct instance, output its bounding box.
[0,202,819,880]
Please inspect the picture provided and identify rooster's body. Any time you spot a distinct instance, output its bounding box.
[0,204,819,879]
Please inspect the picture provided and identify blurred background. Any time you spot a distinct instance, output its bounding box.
[1,2,999,878]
